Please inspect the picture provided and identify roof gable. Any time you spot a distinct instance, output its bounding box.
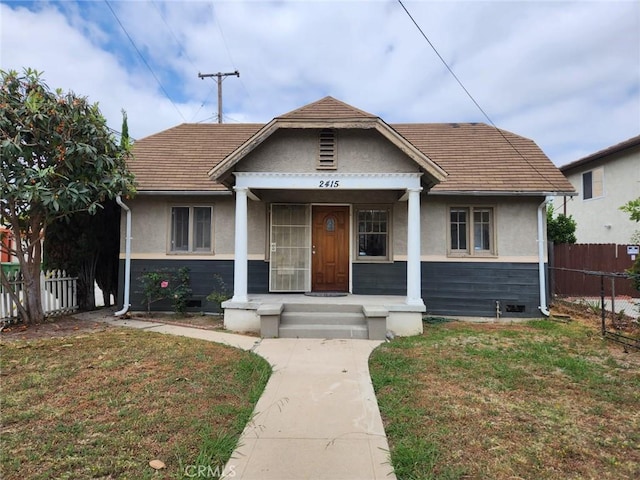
[278,96,377,120]
[207,97,447,186]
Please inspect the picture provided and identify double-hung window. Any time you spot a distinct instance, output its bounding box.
[449,206,495,255]
[170,206,213,253]
[356,207,390,261]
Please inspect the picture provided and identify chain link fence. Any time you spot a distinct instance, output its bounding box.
[550,267,639,351]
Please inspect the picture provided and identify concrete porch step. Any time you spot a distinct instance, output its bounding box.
[278,323,369,339]
[280,311,366,326]
[283,303,364,314]
[278,302,369,339]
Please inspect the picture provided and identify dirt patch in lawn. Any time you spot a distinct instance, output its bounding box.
[551,299,639,334]
[0,316,112,342]
[0,310,230,343]
[129,312,227,331]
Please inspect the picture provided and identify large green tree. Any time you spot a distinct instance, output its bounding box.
[44,199,121,310]
[620,197,640,245]
[620,197,640,290]
[44,111,131,310]
[0,68,135,323]
[547,208,577,245]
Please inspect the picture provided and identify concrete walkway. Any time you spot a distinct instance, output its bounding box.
[75,311,396,479]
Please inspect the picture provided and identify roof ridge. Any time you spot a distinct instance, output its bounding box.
[561,133,640,170]
[277,96,377,120]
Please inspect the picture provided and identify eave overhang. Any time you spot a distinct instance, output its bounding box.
[135,190,232,196]
[428,190,577,197]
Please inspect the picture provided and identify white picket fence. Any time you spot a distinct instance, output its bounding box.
[1,269,78,323]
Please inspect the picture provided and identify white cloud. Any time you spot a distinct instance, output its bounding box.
[1,0,638,165]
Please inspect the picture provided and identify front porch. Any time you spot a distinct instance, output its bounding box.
[222,293,426,339]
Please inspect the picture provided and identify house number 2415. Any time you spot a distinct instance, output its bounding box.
[319,180,340,188]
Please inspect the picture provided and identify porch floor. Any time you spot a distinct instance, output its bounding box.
[224,294,425,312]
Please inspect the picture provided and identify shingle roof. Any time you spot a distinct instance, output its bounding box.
[129,98,574,195]
[560,134,640,173]
[394,123,574,194]
[129,123,262,191]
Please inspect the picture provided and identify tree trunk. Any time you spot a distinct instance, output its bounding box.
[102,289,111,307]
[9,211,46,324]
[77,257,97,311]
[22,266,44,323]
[20,238,45,324]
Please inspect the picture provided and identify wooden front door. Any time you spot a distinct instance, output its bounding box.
[312,206,349,292]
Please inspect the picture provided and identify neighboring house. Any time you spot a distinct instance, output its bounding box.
[560,135,640,244]
[119,96,574,336]
[0,227,13,263]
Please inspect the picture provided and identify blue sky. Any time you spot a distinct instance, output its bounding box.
[1,0,638,166]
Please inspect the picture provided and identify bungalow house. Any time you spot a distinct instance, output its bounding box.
[560,134,640,244]
[118,96,574,338]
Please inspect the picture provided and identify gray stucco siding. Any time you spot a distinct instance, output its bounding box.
[237,129,420,174]
[422,195,541,258]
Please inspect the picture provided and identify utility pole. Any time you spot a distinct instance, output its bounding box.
[197,70,239,123]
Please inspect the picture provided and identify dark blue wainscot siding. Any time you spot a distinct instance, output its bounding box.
[117,259,269,313]
[351,261,542,318]
[352,262,407,296]
[422,262,542,318]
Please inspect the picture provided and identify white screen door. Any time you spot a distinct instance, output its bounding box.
[269,204,311,291]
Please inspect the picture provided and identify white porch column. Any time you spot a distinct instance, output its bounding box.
[232,187,249,303]
[406,187,423,306]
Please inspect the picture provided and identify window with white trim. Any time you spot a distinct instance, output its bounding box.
[448,206,495,255]
[356,207,391,261]
[582,167,604,200]
[170,206,213,253]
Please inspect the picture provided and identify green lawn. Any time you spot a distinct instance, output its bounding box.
[370,319,640,480]
[0,329,271,480]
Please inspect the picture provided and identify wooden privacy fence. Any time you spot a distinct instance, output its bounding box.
[1,269,78,323]
[551,243,637,297]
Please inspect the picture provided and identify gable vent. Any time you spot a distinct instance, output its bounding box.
[317,129,337,170]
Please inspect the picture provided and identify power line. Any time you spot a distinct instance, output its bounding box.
[191,86,217,122]
[104,0,186,122]
[150,0,199,73]
[108,127,136,143]
[210,1,256,111]
[149,0,211,123]
[397,0,565,192]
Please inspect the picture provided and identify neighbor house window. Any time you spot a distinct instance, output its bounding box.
[356,208,390,260]
[170,206,213,253]
[448,206,495,255]
[582,167,604,200]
